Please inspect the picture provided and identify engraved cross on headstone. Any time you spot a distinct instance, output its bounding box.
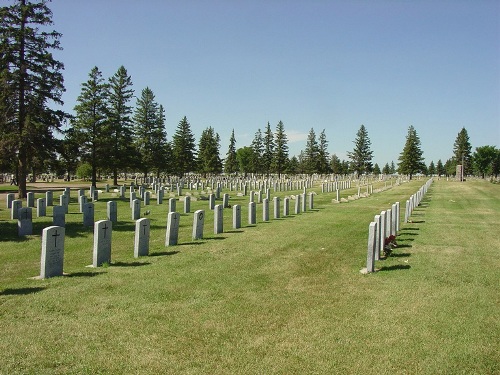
[102,223,109,238]
[52,230,61,247]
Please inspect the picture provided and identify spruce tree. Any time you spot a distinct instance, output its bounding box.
[453,127,472,175]
[347,125,373,177]
[398,125,425,180]
[150,104,170,178]
[428,161,436,176]
[373,163,381,175]
[250,129,263,174]
[262,122,274,176]
[436,159,445,177]
[224,129,238,174]
[198,126,222,177]
[0,0,65,197]
[304,128,319,174]
[272,120,288,177]
[72,66,109,187]
[330,154,342,175]
[317,129,330,174]
[382,163,390,175]
[108,65,135,185]
[172,116,196,176]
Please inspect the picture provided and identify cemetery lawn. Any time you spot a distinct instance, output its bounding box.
[0,179,499,374]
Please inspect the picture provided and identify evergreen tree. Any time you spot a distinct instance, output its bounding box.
[390,161,396,174]
[58,127,80,181]
[72,66,109,187]
[347,124,373,177]
[398,125,425,180]
[197,126,222,177]
[453,127,472,175]
[108,65,135,185]
[262,122,274,176]
[317,129,330,174]
[436,159,445,177]
[492,150,500,178]
[150,104,170,178]
[373,163,381,175]
[0,0,65,197]
[382,163,390,175]
[172,116,196,176]
[224,129,238,174]
[444,158,456,177]
[249,128,263,174]
[428,161,436,176]
[286,155,299,175]
[330,154,342,175]
[272,120,288,177]
[303,128,319,174]
[340,160,350,175]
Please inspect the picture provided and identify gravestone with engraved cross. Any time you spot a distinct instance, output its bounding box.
[93,220,112,267]
[192,210,205,240]
[134,218,150,257]
[107,201,117,223]
[232,204,241,229]
[37,197,46,217]
[40,226,65,279]
[165,212,180,246]
[18,207,33,236]
[11,199,22,220]
[83,202,94,227]
[214,204,223,234]
[184,195,191,213]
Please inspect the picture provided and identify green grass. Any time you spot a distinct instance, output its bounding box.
[0,178,498,374]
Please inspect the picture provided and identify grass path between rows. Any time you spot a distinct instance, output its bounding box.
[0,179,498,374]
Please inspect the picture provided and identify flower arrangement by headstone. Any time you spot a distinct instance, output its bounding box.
[384,235,398,257]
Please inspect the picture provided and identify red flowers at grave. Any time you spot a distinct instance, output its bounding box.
[384,235,397,257]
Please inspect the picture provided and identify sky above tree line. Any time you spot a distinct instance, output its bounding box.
[48,0,499,167]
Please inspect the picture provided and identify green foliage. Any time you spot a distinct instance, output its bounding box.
[398,125,425,179]
[347,124,373,177]
[373,163,381,175]
[272,121,288,176]
[428,160,436,176]
[172,116,196,176]
[473,145,498,178]
[453,127,473,175]
[224,129,238,174]
[76,162,92,180]
[317,129,330,174]
[249,129,263,174]
[236,146,254,176]
[303,128,319,174]
[0,0,65,197]
[330,154,342,175]
[72,66,109,187]
[382,163,390,175]
[436,159,445,176]
[197,126,222,176]
[262,122,274,176]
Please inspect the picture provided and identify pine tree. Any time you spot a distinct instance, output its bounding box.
[382,163,390,175]
[398,125,425,180]
[390,161,396,174]
[150,104,170,178]
[373,163,381,175]
[347,125,373,177]
[224,129,238,174]
[72,66,109,187]
[453,127,472,175]
[0,0,65,197]
[330,154,342,175]
[262,122,274,176]
[197,126,222,177]
[286,155,299,175]
[304,128,319,174]
[172,116,196,176]
[428,161,436,176]
[272,120,288,177]
[436,159,445,177]
[317,129,330,174]
[108,65,135,185]
[58,127,80,181]
[250,129,263,174]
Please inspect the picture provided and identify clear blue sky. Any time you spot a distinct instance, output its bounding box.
[48,0,499,167]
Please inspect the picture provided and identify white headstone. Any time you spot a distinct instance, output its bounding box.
[45,190,53,206]
[107,201,117,223]
[93,220,112,267]
[37,197,46,217]
[134,218,150,257]
[232,204,241,229]
[248,202,256,225]
[214,204,223,234]
[83,202,94,227]
[11,199,22,220]
[53,205,65,227]
[18,207,33,236]
[192,210,205,240]
[132,199,141,220]
[273,196,280,219]
[165,212,180,246]
[40,226,65,279]
[262,198,269,222]
[184,195,191,213]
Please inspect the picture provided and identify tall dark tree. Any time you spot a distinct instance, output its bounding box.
[72,66,109,187]
[303,128,319,174]
[286,155,299,175]
[0,0,65,197]
[453,127,472,176]
[398,125,425,180]
[262,122,274,176]
[436,159,445,177]
[151,104,170,177]
[197,126,222,177]
[224,129,238,174]
[272,120,288,177]
[330,154,342,175]
[428,161,436,176]
[317,129,330,174]
[390,161,396,174]
[373,163,381,175]
[347,124,373,177]
[236,146,253,177]
[249,128,263,174]
[172,116,196,176]
[108,65,135,185]
[382,163,390,175]
[58,127,80,181]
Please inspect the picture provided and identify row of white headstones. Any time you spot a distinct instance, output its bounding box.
[365,178,434,273]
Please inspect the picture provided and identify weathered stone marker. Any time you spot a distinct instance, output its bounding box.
[214,204,223,234]
[366,221,377,273]
[248,202,256,225]
[18,207,33,236]
[83,202,94,227]
[6,193,15,209]
[132,199,141,220]
[107,201,117,223]
[192,210,205,240]
[209,194,215,210]
[184,195,191,213]
[45,191,53,206]
[37,197,46,217]
[165,212,180,246]
[283,197,290,217]
[262,198,269,222]
[53,205,65,227]
[273,196,280,219]
[40,226,65,279]
[11,199,22,220]
[232,204,241,229]
[169,198,176,213]
[93,220,112,267]
[27,192,35,208]
[134,218,150,257]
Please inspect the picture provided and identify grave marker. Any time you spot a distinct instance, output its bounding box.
[214,204,223,234]
[37,198,46,217]
[165,212,180,246]
[6,193,15,209]
[184,195,191,213]
[262,198,269,222]
[46,191,53,206]
[273,196,280,219]
[169,198,176,213]
[134,218,150,257]
[107,201,117,223]
[18,207,33,236]
[53,205,65,227]
[132,199,141,220]
[40,226,65,279]
[92,220,112,267]
[248,202,256,225]
[233,204,241,229]
[11,199,22,220]
[192,210,205,240]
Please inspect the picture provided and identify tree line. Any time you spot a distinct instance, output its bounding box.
[1,1,499,198]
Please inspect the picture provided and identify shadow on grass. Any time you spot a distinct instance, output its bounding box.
[179,241,205,246]
[0,222,31,242]
[66,271,104,277]
[0,287,46,295]
[149,250,179,257]
[395,244,413,249]
[112,261,151,267]
[205,236,227,240]
[410,220,425,224]
[379,265,411,272]
[391,252,411,257]
[225,230,244,234]
[400,227,419,231]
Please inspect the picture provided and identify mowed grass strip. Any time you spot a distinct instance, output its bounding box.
[0,179,498,374]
